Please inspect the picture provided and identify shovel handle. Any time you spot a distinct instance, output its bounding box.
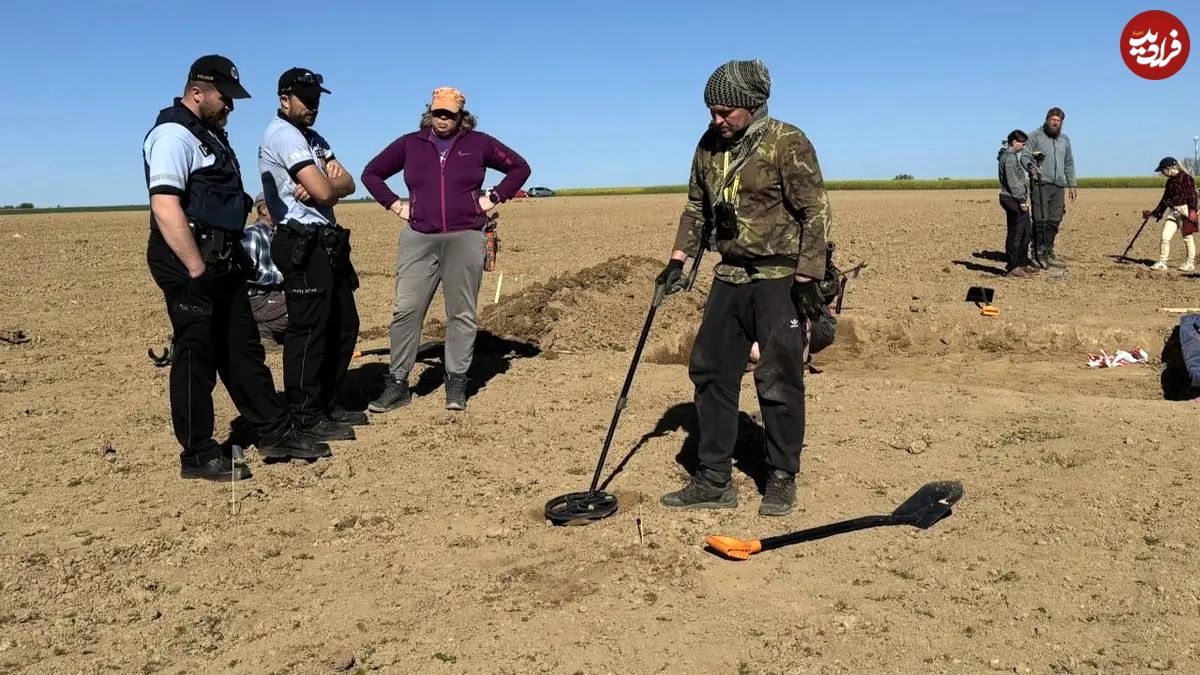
[758,514,895,552]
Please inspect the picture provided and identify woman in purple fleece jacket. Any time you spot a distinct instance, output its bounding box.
[361,87,531,413]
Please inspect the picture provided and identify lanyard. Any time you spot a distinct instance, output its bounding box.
[721,152,741,203]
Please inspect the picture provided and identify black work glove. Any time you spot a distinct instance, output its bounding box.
[656,259,685,295]
[790,279,824,321]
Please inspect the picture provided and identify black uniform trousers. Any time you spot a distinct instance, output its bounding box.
[271,226,360,427]
[999,194,1033,270]
[689,276,808,479]
[146,228,289,459]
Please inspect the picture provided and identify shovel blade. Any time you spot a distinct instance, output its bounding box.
[965,287,994,304]
[891,480,964,529]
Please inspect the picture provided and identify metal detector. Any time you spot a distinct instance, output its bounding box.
[544,244,709,525]
[705,480,964,560]
[1118,214,1153,263]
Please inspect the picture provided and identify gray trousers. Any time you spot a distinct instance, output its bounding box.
[389,227,486,381]
[248,289,288,345]
[1030,182,1066,252]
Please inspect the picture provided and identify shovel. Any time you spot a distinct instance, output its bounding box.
[705,480,964,560]
[965,287,999,316]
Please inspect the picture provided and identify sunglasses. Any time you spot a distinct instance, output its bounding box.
[430,109,459,120]
[292,72,323,86]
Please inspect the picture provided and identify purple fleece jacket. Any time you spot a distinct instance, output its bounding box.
[361,128,532,234]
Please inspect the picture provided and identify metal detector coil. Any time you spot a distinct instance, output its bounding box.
[544,490,618,525]
[545,239,711,526]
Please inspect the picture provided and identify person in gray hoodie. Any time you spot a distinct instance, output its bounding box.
[997,130,1039,277]
[1024,107,1077,269]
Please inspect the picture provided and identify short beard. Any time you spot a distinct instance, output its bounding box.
[1042,123,1060,138]
[200,106,227,129]
[287,108,314,128]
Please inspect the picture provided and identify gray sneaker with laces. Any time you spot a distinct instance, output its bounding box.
[661,470,737,509]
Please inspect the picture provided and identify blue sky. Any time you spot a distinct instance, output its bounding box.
[1,0,1198,207]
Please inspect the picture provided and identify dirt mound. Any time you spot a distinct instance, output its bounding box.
[478,255,707,354]
[822,314,1167,361]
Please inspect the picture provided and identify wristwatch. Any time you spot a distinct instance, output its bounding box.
[487,189,500,205]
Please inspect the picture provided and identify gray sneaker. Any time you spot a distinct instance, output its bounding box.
[759,470,796,517]
[661,470,738,509]
[368,377,411,413]
[445,373,468,411]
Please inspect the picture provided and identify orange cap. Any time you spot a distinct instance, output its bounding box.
[431,86,465,113]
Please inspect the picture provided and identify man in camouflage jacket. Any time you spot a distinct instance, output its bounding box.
[658,59,830,517]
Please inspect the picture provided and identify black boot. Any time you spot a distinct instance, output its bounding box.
[258,426,333,459]
[445,373,468,411]
[1030,228,1048,269]
[181,445,252,481]
[329,405,369,426]
[1044,223,1067,268]
[368,377,411,413]
[660,469,738,509]
[300,416,356,442]
[759,469,797,516]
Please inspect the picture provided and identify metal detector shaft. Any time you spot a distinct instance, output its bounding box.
[586,282,668,494]
[1119,215,1152,263]
[758,514,894,552]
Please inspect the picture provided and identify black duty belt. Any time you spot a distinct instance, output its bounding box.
[247,284,282,297]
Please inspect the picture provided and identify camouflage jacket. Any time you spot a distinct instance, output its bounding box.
[672,118,831,283]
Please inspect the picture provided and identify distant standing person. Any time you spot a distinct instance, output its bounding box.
[1024,107,1077,269]
[143,55,330,480]
[360,87,531,413]
[1143,157,1197,272]
[997,130,1039,277]
[242,192,288,344]
[259,67,363,441]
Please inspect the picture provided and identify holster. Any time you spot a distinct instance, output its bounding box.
[280,221,356,288]
[192,223,237,267]
[323,227,359,290]
[281,221,320,269]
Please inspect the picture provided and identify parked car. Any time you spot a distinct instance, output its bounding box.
[513,189,527,199]
[527,186,555,198]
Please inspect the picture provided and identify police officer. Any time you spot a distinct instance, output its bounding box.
[259,67,362,442]
[144,55,331,480]
[658,59,830,517]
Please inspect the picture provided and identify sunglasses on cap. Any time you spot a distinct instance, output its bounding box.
[279,70,330,95]
[430,109,459,120]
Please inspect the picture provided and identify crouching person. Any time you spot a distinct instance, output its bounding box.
[242,192,288,345]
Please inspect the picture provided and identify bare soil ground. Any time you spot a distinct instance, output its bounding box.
[1,190,1197,674]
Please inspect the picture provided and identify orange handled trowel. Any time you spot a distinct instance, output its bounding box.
[705,481,964,561]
